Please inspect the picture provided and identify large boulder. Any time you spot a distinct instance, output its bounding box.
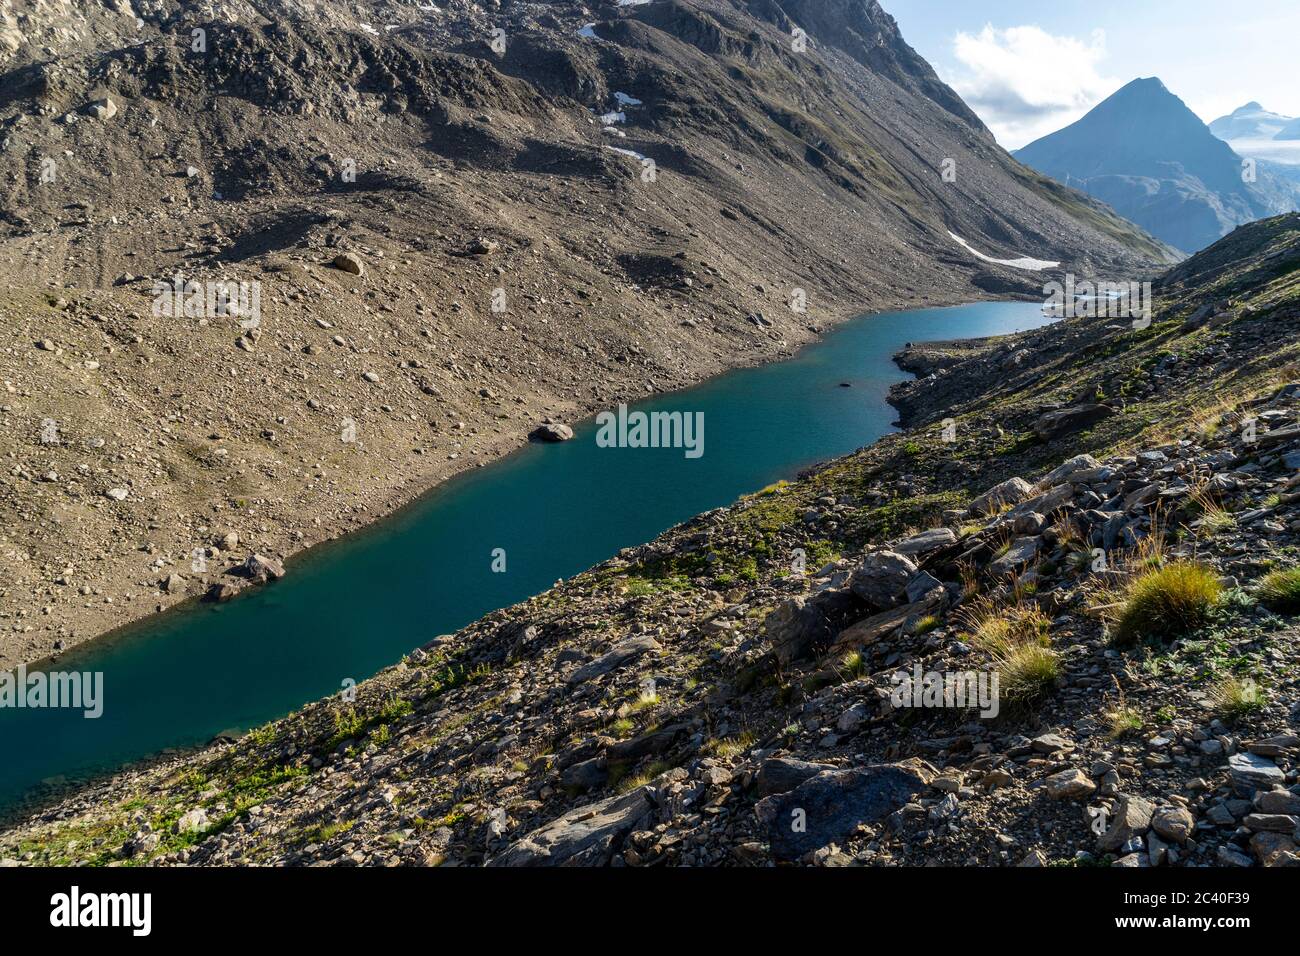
[989,536,1042,578]
[1033,404,1115,441]
[893,528,957,557]
[1045,768,1096,800]
[849,551,917,609]
[1036,454,1103,489]
[969,477,1034,516]
[331,252,364,275]
[1250,832,1300,867]
[831,590,946,655]
[754,763,931,861]
[1004,483,1074,521]
[489,787,656,866]
[1097,794,1155,852]
[756,757,835,797]
[531,422,574,442]
[763,589,859,664]
[206,582,242,603]
[85,96,118,121]
[244,553,286,583]
[566,636,660,684]
[1229,752,1285,794]
[559,757,608,793]
[1151,806,1195,844]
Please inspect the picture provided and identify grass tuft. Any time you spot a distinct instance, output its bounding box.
[1105,704,1143,738]
[1109,562,1221,646]
[837,650,866,680]
[1208,676,1265,719]
[1257,567,1300,613]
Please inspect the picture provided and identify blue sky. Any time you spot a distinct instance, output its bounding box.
[883,0,1300,149]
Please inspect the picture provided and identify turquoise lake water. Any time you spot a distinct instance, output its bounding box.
[0,301,1054,811]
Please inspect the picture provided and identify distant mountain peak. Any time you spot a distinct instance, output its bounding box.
[1209,101,1296,141]
[1113,77,1172,99]
[1017,77,1300,253]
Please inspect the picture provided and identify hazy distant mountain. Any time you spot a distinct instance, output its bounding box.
[1276,117,1300,141]
[1209,102,1294,140]
[1016,78,1300,252]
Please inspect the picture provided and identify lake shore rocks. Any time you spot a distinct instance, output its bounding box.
[530,422,575,443]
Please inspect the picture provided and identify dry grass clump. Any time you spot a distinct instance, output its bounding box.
[1186,482,1235,536]
[1207,676,1265,719]
[962,599,1059,707]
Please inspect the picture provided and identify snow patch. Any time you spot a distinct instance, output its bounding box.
[578,23,600,39]
[614,92,643,108]
[947,231,1059,272]
[607,146,649,162]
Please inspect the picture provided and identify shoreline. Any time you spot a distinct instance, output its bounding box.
[22,290,998,673]
[0,292,1016,822]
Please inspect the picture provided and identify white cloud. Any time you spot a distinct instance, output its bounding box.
[946,25,1117,150]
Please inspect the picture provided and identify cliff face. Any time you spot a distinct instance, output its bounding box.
[746,0,984,128]
[4,216,1297,868]
[0,0,1172,666]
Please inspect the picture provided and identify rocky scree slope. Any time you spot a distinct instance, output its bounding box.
[0,0,1170,664]
[2,215,1297,868]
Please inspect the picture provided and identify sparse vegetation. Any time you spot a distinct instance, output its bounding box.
[1208,675,1265,719]
[1105,703,1144,738]
[837,650,867,680]
[1187,483,1236,535]
[703,732,755,759]
[616,760,674,794]
[910,614,942,636]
